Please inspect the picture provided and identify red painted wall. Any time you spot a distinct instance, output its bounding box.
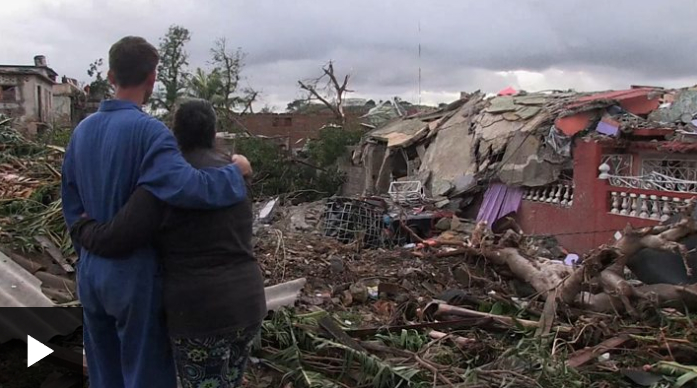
[516,140,681,253]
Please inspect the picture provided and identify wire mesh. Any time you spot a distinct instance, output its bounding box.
[322,197,385,248]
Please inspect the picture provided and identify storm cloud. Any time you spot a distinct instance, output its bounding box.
[1,0,696,109]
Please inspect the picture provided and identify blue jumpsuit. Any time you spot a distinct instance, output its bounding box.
[61,100,247,388]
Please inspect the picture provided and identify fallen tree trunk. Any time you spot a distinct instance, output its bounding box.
[577,283,697,313]
[466,200,697,315]
[574,201,697,314]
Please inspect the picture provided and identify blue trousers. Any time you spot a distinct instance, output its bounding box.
[78,253,176,388]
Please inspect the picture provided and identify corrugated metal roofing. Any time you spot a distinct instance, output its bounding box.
[0,307,82,344]
[0,251,82,344]
[0,251,55,308]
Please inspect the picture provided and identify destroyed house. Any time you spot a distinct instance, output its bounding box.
[353,86,697,253]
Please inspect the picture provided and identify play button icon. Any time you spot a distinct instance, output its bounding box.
[27,335,54,367]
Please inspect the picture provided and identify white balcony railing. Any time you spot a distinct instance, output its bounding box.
[608,191,693,221]
[523,183,574,207]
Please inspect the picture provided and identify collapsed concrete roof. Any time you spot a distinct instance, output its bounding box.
[357,86,697,198]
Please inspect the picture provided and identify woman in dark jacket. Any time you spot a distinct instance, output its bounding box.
[71,99,266,388]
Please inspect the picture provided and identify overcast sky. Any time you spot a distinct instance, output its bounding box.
[1,0,696,111]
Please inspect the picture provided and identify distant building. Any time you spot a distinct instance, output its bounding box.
[0,56,58,133]
[53,77,86,127]
[0,55,85,133]
[343,98,368,107]
[231,110,368,149]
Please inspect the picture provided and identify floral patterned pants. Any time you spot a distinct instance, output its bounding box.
[171,324,261,388]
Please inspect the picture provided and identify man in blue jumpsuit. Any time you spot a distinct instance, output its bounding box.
[61,36,251,387]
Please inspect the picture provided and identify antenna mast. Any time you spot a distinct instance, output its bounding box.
[418,20,422,106]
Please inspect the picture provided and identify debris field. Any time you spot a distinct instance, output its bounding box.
[246,198,697,388]
[2,86,697,388]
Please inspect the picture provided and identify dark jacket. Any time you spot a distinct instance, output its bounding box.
[71,148,267,338]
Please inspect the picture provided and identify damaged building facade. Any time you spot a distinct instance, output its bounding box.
[352,86,697,253]
[0,56,57,134]
[0,56,85,133]
[52,77,85,127]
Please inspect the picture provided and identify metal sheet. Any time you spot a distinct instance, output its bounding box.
[0,251,55,308]
[264,278,307,312]
[0,307,82,344]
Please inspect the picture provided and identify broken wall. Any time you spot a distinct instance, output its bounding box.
[338,145,367,196]
[0,73,54,134]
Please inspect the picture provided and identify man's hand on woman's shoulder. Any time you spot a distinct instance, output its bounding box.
[232,154,253,177]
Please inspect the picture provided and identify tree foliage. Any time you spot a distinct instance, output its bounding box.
[155,25,191,113]
[208,38,259,115]
[187,68,224,104]
[179,37,260,129]
[86,58,112,101]
[306,125,363,167]
[232,137,345,200]
[210,38,243,110]
[286,99,308,113]
[146,27,261,120]
[227,124,363,200]
[259,105,275,113]
[286,99,328,114]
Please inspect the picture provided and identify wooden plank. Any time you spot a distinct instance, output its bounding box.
[566,335,630,368]
[3,249,44,273]
[35,236,74,273]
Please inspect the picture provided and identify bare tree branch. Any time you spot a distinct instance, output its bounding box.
[297,60,352,125]
[240,90,259,114]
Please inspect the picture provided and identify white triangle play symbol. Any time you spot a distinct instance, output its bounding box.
[27,335,53,367]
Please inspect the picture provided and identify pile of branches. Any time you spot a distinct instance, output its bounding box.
[249,202,697,387]
[457,200,697,316]
[258,309,425,388]
[0,116,69,254]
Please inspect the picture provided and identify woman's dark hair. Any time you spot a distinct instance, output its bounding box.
[173,99,217,151]
[108,36,159,87]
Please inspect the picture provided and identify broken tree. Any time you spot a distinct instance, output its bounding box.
[298,61,353,126]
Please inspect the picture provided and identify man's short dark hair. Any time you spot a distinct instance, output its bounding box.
[173,99,217,151]
[109,36,159,87]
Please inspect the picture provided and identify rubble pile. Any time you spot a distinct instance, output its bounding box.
[0,116,77,305]
[0,115,69,254]
[354,87,697,212]
[249,200,697,388]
